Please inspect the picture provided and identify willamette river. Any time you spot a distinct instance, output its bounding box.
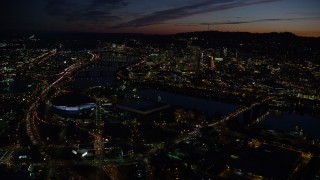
[257,111,320,139]
[138,89,238,116]
[139,89,320,138]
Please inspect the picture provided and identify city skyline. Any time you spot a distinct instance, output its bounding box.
[1,0,320,37]
[1,3,320,178]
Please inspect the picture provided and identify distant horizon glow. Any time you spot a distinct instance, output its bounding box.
[1,0,319,37]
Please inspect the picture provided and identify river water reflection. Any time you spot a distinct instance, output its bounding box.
[139,89,320,139]
[139,89,238,116]
[257,111,320,139]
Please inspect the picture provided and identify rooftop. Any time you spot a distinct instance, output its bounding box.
[116,100,170,115]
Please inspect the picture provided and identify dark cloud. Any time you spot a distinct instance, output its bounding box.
[176,16,320,26]
[0,0,40,29]
[91,0,128,6]
[111,0,283,29]
[45,0,127,23]
[0,0,33,19]
[288,12,320,17]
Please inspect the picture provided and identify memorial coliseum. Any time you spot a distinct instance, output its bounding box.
[51,93,96,113]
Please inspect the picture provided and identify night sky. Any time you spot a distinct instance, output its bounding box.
[1,0,319,37]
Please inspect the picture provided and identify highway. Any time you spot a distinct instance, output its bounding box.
[24,51,99,146]
[17,49,57,69]
[0,147,17,165]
